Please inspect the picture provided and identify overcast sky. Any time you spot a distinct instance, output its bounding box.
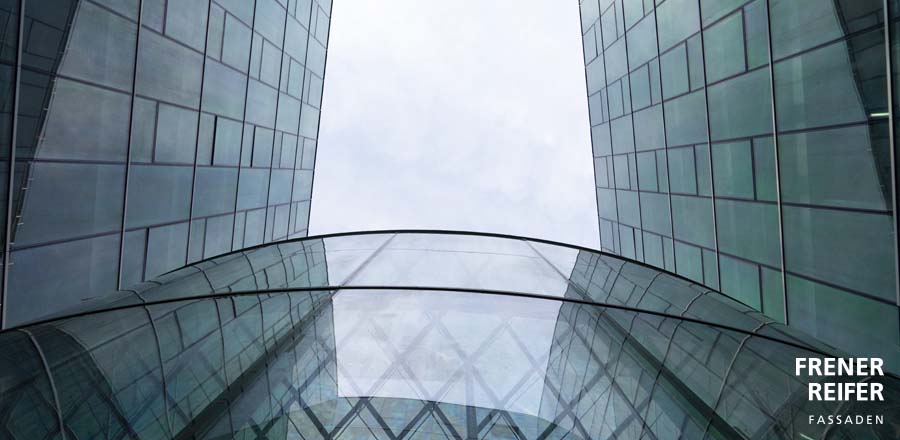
[309,0,599,249]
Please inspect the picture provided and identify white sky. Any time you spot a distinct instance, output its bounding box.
[309,0,600,249]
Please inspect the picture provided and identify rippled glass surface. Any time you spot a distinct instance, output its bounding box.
[0,232,897,439]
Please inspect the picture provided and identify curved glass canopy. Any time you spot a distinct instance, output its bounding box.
[0,231,897,439]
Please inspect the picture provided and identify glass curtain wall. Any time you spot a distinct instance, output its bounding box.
[582,0,899,368]
[0,0,332,327]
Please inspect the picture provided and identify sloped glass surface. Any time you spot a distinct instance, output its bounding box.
[1,288,897,439]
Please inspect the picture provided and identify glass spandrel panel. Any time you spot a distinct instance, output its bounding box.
[700,0,747,26]
[136,30,204,108]
[769,0,883,59]
[711,140,753,199]
[715,199,781,267]
[56,2,136,91]
[778,124,892,211]
[786,274,900,370]
[782,205,895,301]
[663,90,707,146]
[124,165,193,228]
[11,162,124,246]
[639,192,672,237]
[703,11,745,83]
[707,68,772,141]
[656,0,699,51]
[670,195,715,249]
[626,13,657,68]
[773,29,886,132]
[6,234,121,327]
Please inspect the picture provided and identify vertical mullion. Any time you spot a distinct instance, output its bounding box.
[764,0,789,324]
[695,0,722,290]
[1,0,24,329]
[651,0,678,275]
[183,0,215,261]
[600,2,624,256]
[115,0,146,290]
[229,0,260,250]
[286,0,316,240]
[143,304,173,437]
[883,0,900,307]
[578,1,605,250]
[260,1,291,244]
[303,0,334,235]
[23,329,67,440]
[621,2,648,262]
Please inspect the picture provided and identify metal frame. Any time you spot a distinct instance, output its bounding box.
[304,0,335,236]
[0,0,23,329]
[884,0,900,308]
[116,0,147,290]
[576,0,606,251]
[763,0,790,323]
[182,0,216,265]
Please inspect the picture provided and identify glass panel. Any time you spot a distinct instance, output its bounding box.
[7,234,120,326]
[663,90,707,146]
[33,308,168,439]
[715,199,781,267]
[13,285,868,438]
[350,234,572,296]
[704,11,745,83]
[782,206,895,301]
[769,0,882,59]
[773,29,886,132]
[0,331,62,440]
[656,0,699,51]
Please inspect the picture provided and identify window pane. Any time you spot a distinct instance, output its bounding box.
[704,12,745,83]
[783,206,895,300]
[657,0,699,51]
[712,141,753,199]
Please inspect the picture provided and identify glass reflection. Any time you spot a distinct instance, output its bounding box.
[1,286,897,439]
[582,0,899,376]
[20,231,873,367]
[1,0,332,327]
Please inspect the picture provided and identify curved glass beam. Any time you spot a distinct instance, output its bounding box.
[0,287,897,439]
[17,231,852,359]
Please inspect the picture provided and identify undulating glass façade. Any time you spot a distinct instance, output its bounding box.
[581,0,900,370]
[0,0,331,327]
[0,231,897,439]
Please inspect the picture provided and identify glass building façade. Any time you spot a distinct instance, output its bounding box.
[0,0,332,327]
[581,0,900,367]
[1,231,897,439]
